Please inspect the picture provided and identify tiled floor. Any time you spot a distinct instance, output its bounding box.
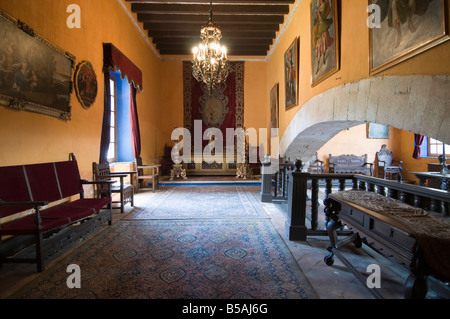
[1,183,448,299]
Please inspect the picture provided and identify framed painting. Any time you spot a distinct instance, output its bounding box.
[367,123,389,139]
[74,60,98,109]
[369,0,449,75]
[270,83,279,134]
[0,9,75,120]
[310,0,340,86]
[284,37,299,109]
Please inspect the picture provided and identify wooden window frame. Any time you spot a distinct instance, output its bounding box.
[107,73,118,163]
[428,137,450,158]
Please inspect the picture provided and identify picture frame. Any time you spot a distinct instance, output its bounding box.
[369,0,449,75]
[270,83,279,134]
[0,9,75,120]
[367,123,389,139]
[310,0,340,86]
[284,37,299,109]
[74,60,98,109]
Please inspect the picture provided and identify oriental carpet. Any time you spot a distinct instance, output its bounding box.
[10,185,318,299]
[129,185,269,220]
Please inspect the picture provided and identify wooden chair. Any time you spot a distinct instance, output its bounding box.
[307,152,325,174]
[92,162,136,213]
[135,157,161,192]
[376,144,403,180]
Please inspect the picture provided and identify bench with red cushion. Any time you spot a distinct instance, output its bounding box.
[0,157,112,272]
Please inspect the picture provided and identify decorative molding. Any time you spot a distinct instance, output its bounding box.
[116,0,161,60]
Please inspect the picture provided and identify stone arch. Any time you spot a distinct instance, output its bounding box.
[280,75,450,161]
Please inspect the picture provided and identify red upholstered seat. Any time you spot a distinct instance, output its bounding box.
[0,165,34,218]
[0,158,112,272]
[0,214,69,236]
[54,160,83,198]
[61,198,111,213]
[25,163,62,202]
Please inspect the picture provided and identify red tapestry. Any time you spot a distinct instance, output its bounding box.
[183,61,244,149]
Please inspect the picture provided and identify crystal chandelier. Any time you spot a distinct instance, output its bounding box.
[192,0,229,91]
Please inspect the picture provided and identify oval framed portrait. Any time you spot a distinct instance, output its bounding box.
[74,60,97,109]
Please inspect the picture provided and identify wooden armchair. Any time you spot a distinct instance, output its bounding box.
[135,157,161,192]
[376,144,403,180]
[307,152,325,174]
[92,162,136,213]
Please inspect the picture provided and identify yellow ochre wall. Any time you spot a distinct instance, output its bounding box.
[159,59,268,153]
[0,0,162,180]
[0,0,448,183]
[266,0,450,180]
[0,0,269,178]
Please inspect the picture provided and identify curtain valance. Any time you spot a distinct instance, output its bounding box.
[103,43,143,92]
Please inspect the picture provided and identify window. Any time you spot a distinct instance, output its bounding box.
[106,71,134,163]
[107,74,117,162]
[428,138,450,157]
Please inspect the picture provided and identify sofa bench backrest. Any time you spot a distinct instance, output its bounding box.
[329,154,367,167]
[0,160,83,218]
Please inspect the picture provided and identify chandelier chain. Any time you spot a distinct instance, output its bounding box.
[191,0,229,91]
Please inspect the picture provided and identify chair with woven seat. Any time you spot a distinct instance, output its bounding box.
[376,144,403,181]
[92,162,136,213]
[135,157,161,192]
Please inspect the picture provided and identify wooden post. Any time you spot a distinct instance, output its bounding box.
[260,160,273,203]
[286,160,308,241]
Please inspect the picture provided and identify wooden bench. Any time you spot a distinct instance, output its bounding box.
[324,189,450,299]
[329,154,373,176]
[0,156,113,272]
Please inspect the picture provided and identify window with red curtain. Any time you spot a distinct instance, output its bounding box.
[100,43,143,163]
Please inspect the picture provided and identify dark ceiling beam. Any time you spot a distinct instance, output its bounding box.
[143,22,279,32]
[156,43,270,51]
[131,3,290,15]
[152,37,273,45]
[159,49,269,56]
[136,13,284,24]
[147,30,276,38]
[127,0,294,5]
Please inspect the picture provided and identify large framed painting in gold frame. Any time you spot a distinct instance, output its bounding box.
[284,37,299,110]
[310,0,340,86]
[0,9,75,120]
[369,0,449,75]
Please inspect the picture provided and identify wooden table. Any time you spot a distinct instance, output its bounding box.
[410,171,450,191]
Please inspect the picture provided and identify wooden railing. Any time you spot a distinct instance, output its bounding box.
[260,161,294,202]
[260,160,450,241]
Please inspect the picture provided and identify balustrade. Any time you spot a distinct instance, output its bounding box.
[260,159,450,241]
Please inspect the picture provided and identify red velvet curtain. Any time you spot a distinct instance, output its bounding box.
[100,43,143,162]
[99,71,111,164]
[413,134,425,159]
[102,43,143,92]
[130,86,141,158]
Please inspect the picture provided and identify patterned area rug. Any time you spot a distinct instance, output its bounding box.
[11,219,316,299]
[129,185,269,220]
[10,185,317,299]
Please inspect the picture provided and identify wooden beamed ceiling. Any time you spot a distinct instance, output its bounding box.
[125,0,295,56]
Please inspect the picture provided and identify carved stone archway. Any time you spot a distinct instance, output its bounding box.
[280,75,450,162]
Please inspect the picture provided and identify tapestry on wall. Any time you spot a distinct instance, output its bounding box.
[183,61,244,150]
